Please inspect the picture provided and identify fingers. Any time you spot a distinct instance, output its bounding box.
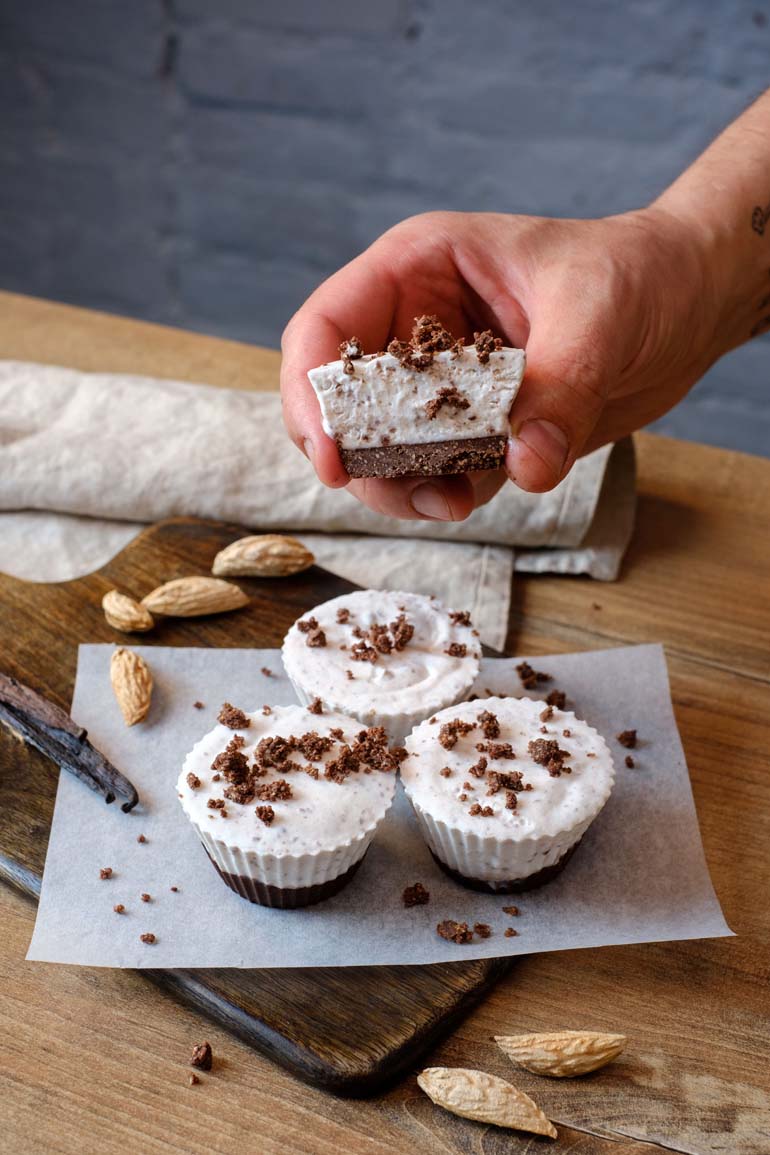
[506,298,616,493]
[280,254,398,488]
[346,475,476,522]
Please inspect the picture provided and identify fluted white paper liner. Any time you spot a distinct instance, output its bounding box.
[27,644,731,968]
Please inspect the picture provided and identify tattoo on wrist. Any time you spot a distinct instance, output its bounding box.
[751,199,770,236]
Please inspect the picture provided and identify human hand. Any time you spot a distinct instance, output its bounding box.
[281,207,721,522]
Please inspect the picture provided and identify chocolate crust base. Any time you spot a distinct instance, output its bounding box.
[340,436,506,478]
[205,850,365,908]
[429,838,582,894]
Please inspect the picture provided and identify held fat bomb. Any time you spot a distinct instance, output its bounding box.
[307,316,526,478]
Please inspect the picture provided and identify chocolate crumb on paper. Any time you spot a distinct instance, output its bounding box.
[217,702,251,730]
[403,882,430,907]
[190,1041,212,1071]
[504,927,518,938]
[113,904,125,914]
[170,886,179,893]
[99,867,113,880]
[140,893,151,903]
[193,700,204,710]
[260,667,273,678]
[625,754,636,768]
[437,920,474,944]
[546,689,567,709]
[140,933,156,944]
[516,661,551,690]
[474,922,492,939]
[188,1073,199,1087]
[617,729,638,749]
[502,904,519,916]
[136,834,147,844]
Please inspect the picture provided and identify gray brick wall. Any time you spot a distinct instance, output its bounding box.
[0,0,768,455]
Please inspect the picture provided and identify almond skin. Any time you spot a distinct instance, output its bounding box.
[141,576,248,618]
[102,590,155,633]
[212,535,314,578]
[417,1067,557,1138]
[110,648,153,727]
[495,1030,627,1077]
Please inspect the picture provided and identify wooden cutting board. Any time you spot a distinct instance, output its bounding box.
[0,516,513,1095]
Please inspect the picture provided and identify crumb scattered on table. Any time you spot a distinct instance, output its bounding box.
[99,867,113,880]
[190,1041,212,1070]
[403,882,430,907]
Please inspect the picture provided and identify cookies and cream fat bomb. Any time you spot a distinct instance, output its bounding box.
[307,316,525,478]
[401,695,615,892]
[281,589,481,744]
[177,702,399,908]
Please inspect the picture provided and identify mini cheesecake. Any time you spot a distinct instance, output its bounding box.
[307,316,525,478]
[177,702,399,908]
[281,589,481,744]
[401,696,615,892]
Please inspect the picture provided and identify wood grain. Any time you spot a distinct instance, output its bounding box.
[1,290,768,1153]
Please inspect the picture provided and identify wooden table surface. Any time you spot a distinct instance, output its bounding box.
[1,289,768,1155]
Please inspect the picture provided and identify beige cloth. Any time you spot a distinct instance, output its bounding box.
[0,362,636,649]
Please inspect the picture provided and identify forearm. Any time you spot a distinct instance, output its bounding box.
[654,87,770,353]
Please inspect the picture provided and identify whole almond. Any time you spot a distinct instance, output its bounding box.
[110,648,153,727]
[495,1030,627,1077]
[142,576,248,618]
[212,535,314,578]
[102,590,155,633]
[417,1067,557,1139]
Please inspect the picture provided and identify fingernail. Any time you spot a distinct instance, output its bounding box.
[511,419,569,480]
[303,438,315,464]
[410,483,452,520]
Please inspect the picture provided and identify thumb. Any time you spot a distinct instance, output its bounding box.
[505,311,613,493]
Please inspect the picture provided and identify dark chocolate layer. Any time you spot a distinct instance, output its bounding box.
[205,849,365,908]
[429,838,582,894]
[340,436,506,479]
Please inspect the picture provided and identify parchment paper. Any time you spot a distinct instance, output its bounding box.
[27,644,731,968]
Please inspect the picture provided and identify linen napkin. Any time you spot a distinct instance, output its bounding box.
[0,362,636,649]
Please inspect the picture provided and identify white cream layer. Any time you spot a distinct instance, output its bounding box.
[308,347,525,449]
[401,696,615,842]
[281,590,480,739]
[177,704,396,864]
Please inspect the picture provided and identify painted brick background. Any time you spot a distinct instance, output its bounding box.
[0,0,768,454]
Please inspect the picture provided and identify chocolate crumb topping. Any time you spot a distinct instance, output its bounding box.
[403,882,430,907]
[625,754,635,768]
[218,702,251,729]
[546,689,566,709]
[207,798,226,810]
[255,735,294,768]
[99,867,112,880]
[306,628,327,648]
[528,738,572,777]
[446,642,467,658]
[297,616,319,633]
[486,742,516,760]
[339,336,363,374]
[438,718,477,750]
[255,805,275,826]
[439,767,452,778]
[424,385,471,420]
[478,710,500,739]
[330,727,344,740]
[186,772,201,789]
[412,314,455,354]
[296,731,334,762]
[140,933,156,944]
[437,920,473,944]
[504,927,518,938]
[469,803,494,817]
[474,922,492,938]
[193,700,204,710]
[516,661,552,689]
[336,607,351,623]
[260,667,273,678]
[308,697,324,715]
[211,739,250,783]
[262,705,272,716]
[473,329,504,364]
[458,793,468,802]
[113,904,125,914]
[617,729,638,748]
[449,610,472,627]
[387,338,413,366]
[540,705,554,722]
[345,669,354,680]
[255,779,293,802]
[212,773,221,782]
[190,1041,212,1071]
[468,756,488,779]
[562,728,571,738]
